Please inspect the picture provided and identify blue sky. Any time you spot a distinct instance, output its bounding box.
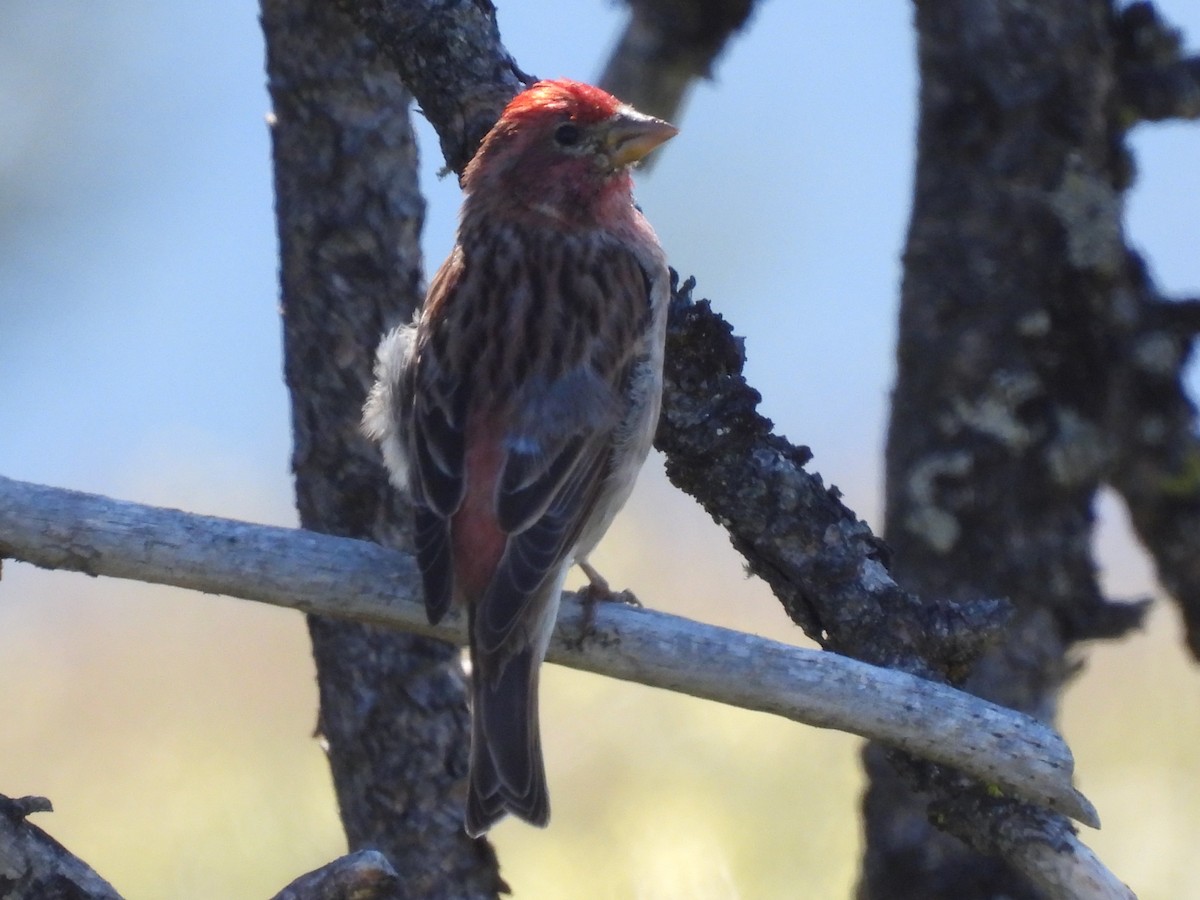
[2,3,1196,525]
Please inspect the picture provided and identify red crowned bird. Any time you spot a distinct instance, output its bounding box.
[363,79,677,836]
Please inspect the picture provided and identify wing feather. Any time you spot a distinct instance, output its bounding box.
[476,436,612,655]
[401,225,661,831]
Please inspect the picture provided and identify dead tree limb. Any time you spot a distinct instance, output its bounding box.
[0,472,1097,828]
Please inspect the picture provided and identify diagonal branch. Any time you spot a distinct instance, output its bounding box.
[0,795,122,900]
[0,472,1096,828]
[660,277,1015,675]
[598,0,758,128]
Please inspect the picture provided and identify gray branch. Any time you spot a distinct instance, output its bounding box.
[0,473,1094,827]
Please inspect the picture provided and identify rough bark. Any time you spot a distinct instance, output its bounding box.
[261,0,500,895]
[659,278,1011,678]
[1107,2,1200,659]
[662,274,1126,899]
[1115,1,1200,122]
[332,0,531,177]
[865,2,1156,896]
[0,795,122,900]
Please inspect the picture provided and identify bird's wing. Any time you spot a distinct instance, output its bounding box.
[410,234,655,636]
[471,239,655,661]
[462,239,654,834]
[409,249,471,623]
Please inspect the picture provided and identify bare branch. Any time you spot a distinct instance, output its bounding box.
[1020,840,1135,900]
[0,472,1095,828]
[598,0,758,126]
[0,794,123,900]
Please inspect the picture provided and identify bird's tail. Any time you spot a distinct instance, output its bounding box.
[465,645,550,836]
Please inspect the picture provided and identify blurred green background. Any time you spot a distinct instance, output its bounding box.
[2,2,1199,897]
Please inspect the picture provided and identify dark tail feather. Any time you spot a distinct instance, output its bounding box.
[414,505,453,624]
[464,647,549,837]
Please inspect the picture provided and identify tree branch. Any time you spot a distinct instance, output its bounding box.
[1116,2,1200,123]
[660,276,1015,676]
[260,1,497,889]
[269,851,400,900]
[332,0,532,176]
[1147,295,1200,335]
[0,797,408,900]
[598,0,758,127]
[1108,261,1200,660]
[0,472,1096,828]
[0,795,123,900]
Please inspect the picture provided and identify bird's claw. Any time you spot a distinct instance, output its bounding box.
[576,558,641,607]
[577,582,642,608]
[569,559,642,646]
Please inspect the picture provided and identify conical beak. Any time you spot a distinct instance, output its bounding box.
[604,108,679,168]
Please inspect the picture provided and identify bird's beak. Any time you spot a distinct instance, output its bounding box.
[603,109,679,168]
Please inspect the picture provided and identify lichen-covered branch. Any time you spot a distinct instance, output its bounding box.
[659,276,1011,679]
[1108,261,1200,659]
[866,2,1161,896]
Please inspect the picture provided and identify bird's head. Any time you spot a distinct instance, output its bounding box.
[462,79,678,224]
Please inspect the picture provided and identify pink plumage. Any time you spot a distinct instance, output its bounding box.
[364,79,677,835]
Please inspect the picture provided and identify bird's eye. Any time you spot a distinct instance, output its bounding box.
[554,123,581,146]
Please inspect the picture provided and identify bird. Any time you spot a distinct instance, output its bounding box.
[363,78,677,836]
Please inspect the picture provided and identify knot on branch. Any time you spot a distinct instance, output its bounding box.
[0,794,53,823]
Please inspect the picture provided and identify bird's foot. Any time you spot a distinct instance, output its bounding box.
[576,559,641,607]
[567,559,642,650]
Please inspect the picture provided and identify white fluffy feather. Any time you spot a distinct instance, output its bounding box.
[362,323,417,493]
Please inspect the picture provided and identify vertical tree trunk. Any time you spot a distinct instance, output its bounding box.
[865,2,1142,896]
[261,1,501,895]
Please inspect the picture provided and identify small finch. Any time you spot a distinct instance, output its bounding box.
[363,78,677,836]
